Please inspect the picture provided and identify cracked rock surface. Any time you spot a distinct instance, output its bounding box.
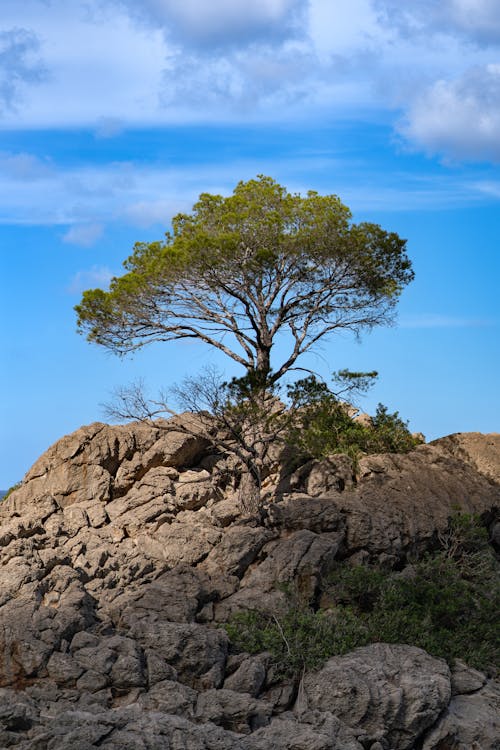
[0,419,498,748]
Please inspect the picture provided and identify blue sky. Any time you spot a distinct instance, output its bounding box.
[1,0,499,487]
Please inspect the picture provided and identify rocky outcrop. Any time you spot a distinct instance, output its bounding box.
[299,644,451,749]
[0,419,498,748]
[431,432,500,485]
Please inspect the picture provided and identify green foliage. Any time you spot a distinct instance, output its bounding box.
[2,482,21,500]
[225,515,499,676]
[327,514,500,671]
[286,374,422,461]
[365,404,423,454]
[225,602,368,679]
[75,176,413,386]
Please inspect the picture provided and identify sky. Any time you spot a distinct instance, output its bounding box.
[1,0,499,488]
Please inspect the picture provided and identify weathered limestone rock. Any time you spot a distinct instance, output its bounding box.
[242,711,364,750]
[305,455,357,496]
[332,444,500,560]
[432,431,500,485]
[0,422,498,748]
[124,618,229,690]
[195,688,272,734]
[300,643,452,749]
[223,655,268,697]
[450,660,488,695]
[200,526,275,578]
[422,680,500,750]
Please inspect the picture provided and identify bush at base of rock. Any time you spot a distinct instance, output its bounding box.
[226,602,367,679]
[226,514,499,676]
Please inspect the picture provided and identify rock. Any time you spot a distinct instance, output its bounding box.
[300,643,451,749]
[242,711,364,750]
[108,566,215,624]
[201,526,275,578]
[223,655,267,697]
[125,619,228,690]
[46,652,84,686]
[195,688,272,733]
[450,660,487,695]
[237,529,344,604]
[150,516,223,567]
[337,444,500,560]
[0,422,498,747]
[431,432,500,485]
[264,494,346,535]
[306,455,356,496]
[140,679,197,717]
[422,680,500,750]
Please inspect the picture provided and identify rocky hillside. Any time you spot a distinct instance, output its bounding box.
[0,419,498,749]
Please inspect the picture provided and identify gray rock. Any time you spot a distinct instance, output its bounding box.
[224,655,267,697]
[236,528,344,606]
[46,652,84,686]
[431,432,500,485]
[140,679,197,717]
[422,680,500,750]
[242,711,364,750]
[201,526,275,578]
[196,688,272,733]
[0,423,498,748]
[451,659,487,695]
[126,618,228,689]
[306,455,356,496]
[300,643,451,750]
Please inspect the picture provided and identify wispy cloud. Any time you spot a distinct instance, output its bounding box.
[0,148,495,231]
[375,0,500,46]
[67,265,114,294]
[0,0,499,167]
[0,151,52,180]
[0,27,47,111]
[399,65,500,163]
[62,222,104,247]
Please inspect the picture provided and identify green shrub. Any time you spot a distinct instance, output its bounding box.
[365,404,422,454]
[225,603,368,679]
[2,482,21,500]
[225,514,499,676]
[285,374,422,462]
[324,514,499,671]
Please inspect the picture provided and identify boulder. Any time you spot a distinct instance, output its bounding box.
[300,643,452,749]
[422,680,500,750]
[431,432,500,485]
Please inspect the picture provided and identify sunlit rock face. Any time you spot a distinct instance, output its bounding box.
[0,420,498,749]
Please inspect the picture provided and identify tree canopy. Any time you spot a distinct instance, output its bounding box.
[75,176,413,383]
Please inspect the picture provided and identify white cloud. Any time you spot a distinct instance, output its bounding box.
[0,146,491,234]
[122,199,186,228]
[67,265,114,294]
[0,151,52,180]
[375,0,500,46]
[473,180,500,198]
[119,0,303,49]
[62,223,104,247]
[1,0,500,165]
[400,65,500,162]
[0,27,47,111]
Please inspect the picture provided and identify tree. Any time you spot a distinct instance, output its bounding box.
[75,176,413,388]
[76,176,414,507]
